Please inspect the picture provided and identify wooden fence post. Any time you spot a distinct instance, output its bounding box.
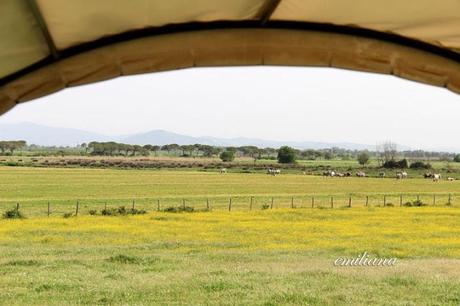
[16,202,19,212]
[400,194,403,207]
[157,199,160,211]
[448,194,452,205]
[132,199,135,210]
[182,199,186,210]
[271,197,274,209]
[330,196,334,208]
[206,198,210,211]
[228,197,232,211]
[250,197,253,211]
[311,197,315,208]
[348,196,352,208]
[47,202,50,217]
[366,196,369,207]
[433,195,436,206]
[383,195,386,207]
[75,201,79,216]
[291,197,294,209]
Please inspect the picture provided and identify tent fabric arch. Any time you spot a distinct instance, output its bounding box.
[1,0,459,115]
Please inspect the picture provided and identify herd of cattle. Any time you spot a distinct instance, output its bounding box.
[322,170,454,181]
[220,168,455,182]
[219,168,456,181]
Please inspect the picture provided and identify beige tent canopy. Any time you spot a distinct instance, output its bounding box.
[1,0,460,115]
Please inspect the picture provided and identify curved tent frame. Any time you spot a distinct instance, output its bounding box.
[1,0,459,115]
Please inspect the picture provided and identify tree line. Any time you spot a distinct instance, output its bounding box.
[0,141,26,154]
[1,140,460,164]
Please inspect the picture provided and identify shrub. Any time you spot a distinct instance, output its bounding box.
[117,206,127,215]
[261,203,270,210]
[219,151,235,162]
[277,146,297,164]
[129,208,147,215]
[409,161,432,169]
[383,159,408,169]
[101,208,116,216]
[454,154,460,163]
[357,152,370,166]
[412,200,425,207]
[163,206,195,213]
[3,208,25,219]
[63,212,74,218]
[101,206,147,216]
[403,200,426,207]
[89,209,97,215]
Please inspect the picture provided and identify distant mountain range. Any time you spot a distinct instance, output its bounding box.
[0,122,377,150]
[121,129,378,150]
[0,122,452,152]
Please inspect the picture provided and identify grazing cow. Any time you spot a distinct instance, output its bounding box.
[424,173,433,179]
[432,174,441,182]
[396,171,408,180]
[220,168,227,174]
[336,172,345,177]
[267,168,281,176]
[323,170,336,177]
[379,172,386,178]
[448,177,455,181]
[345,172,352,177]
[356,171,366,177]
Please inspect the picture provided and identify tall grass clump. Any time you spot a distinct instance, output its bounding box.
[100,206,147,216]
[163,206,195,213]
[3,208,25,219]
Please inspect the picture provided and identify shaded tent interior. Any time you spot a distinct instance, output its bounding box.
[1,0,459,115]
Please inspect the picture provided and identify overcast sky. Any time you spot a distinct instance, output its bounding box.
[1,66,459,150]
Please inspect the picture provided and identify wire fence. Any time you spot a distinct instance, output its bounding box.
[1,193,457,218]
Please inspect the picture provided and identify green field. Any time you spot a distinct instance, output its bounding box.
[1,166,460,305]
[3,155,460,179]
[0,167,459,216]
[1,208,460,305]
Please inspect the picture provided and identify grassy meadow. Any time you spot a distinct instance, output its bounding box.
[1,166,460,304]
[3,155,460,179]
[0,166,459,216]
[1,208,460,305]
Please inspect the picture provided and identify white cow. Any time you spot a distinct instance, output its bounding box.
[432,174,441,182]
[220,168,227,174]
[396,171,408,180]
[356,171,366,177]
[447,177,455,181]
[267,168,281,176]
